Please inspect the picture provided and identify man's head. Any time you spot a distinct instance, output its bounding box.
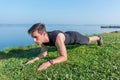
[28,23,47,45]
[28,23,46,34]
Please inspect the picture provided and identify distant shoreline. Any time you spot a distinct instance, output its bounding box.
[101,26,120,28]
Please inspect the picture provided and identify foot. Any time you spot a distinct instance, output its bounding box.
[97,36,103,46]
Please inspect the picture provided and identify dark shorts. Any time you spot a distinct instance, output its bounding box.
[65,31,89,45]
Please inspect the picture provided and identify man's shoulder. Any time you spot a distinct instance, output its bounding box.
[51,30,63,33]
[56,33,66,43]
[48,30,64,36]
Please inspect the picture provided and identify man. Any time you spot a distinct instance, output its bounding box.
[26,23,102,71]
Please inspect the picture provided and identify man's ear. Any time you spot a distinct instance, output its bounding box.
[42,32,47,36]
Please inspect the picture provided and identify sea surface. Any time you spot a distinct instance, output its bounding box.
[0,24,120,50]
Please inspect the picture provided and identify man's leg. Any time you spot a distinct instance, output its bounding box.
[89,36,102,46]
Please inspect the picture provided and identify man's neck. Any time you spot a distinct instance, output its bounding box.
[43,33,49,43]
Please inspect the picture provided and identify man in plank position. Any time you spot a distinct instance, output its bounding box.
[26,23,102,71]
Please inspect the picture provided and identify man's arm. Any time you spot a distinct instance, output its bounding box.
[38,33,67,71]
[26,44,47,64]
[38,44,48,58]
[51,33,67,64]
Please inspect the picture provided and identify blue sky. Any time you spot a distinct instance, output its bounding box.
[0,0,120,24]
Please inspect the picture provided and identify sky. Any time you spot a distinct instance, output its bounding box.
[0,0,120,24]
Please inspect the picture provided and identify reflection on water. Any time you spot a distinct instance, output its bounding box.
[0,24,120,50]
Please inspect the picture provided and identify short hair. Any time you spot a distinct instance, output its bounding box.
[28,23,46,34]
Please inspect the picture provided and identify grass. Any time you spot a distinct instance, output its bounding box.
[0,31,120,80]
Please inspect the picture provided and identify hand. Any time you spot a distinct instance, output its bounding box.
[38,61,52,71]
[26,57,39,64]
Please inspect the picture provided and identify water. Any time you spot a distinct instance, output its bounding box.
[0,24,120,50]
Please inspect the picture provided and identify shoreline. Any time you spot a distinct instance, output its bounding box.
[101,26,120,28]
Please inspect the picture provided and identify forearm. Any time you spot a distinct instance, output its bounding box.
[33,53,45,61]
[30,52,47,61]
[50,56,67,64]
[33,56,40,61]
[26,56,39,64]
[38,52,47,58]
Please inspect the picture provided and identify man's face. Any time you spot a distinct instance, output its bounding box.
[31,30,44,45]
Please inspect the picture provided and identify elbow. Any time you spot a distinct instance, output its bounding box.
[42,52,47,57]
[65,56,68,61]
[60,55,68,62]
[64,56,68,62]
[42,54,47,57]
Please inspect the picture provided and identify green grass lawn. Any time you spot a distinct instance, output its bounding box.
[0,31,120,80]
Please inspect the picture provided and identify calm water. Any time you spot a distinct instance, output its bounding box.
[0,24,120,50]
